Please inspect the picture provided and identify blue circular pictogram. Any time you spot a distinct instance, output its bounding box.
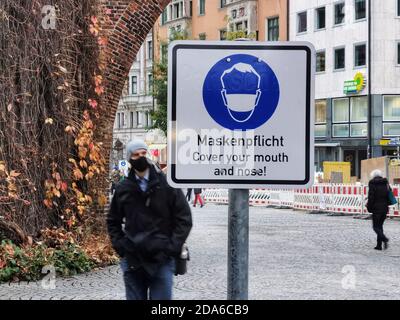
[202,54,280,130]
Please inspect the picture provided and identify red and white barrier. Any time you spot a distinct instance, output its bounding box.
[203,184,400,217]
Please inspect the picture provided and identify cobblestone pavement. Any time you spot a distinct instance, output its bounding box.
[1,204,400,300]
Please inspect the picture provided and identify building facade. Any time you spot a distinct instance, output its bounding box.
[111,32,167,170]
[290,0,400,178]
[155,0,288,48]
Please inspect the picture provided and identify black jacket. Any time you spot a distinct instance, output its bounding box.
[107,164,192,276]
[367,177,389,215]
[194,188,202,194]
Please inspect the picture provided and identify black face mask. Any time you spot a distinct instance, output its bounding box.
[130,157,149,172]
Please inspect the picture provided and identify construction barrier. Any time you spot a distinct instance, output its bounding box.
[202,184,400,217]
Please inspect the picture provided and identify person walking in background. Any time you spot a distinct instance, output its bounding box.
[107,139,192,300]
[185,188,193,202]
[367,169,390,251]
[193,188,204,208]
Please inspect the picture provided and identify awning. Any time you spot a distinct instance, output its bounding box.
[315,143,340,147]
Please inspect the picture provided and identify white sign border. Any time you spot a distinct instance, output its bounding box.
[167,41,315,189]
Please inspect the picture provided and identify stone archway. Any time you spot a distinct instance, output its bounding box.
[97,0,171,164]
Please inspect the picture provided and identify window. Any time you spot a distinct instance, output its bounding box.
[161,9,168,25]
[334,2,345,25]
[199,33,206,40]
[297,11,307,33]
[236,22,243,30]
[131,76,137,95]
[267,17,279,41]
[333,98,349,123]
[220,29,227,40]
[383,96,400,121]
[398,42,400,65]
[355,0,366,21]
[189,1,193,16]
[383,96,400,136]
[117,112,125,128]
[161,44,168,63]
[148,74,153,94]
[147,41,153,60]
[220,0,227,8]
[398,0,400,16]
[334,47,345,70]
[130,112,134,128]
[315,7,326,30]
[316,51,326,72]
[315,100,327,137]
[173,3,179,19]
[199,0,205,15]
[137,111,142,127]
[354,43,366,67]
[351,96,368,122]
[332,97,367,137]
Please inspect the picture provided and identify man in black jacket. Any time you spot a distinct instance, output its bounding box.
[107,139,192,300]
[367,169,390,251]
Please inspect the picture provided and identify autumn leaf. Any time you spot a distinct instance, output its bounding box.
[0,162,6,172]
[45,118,53,125]
[98,194,108,207]
[85,172,94,180]
[94,75,103,86]
[53,189,61,198]
[73,168,84,180]
[7,104,12,112]
[95,85,104,96]
[78,147,87,159]
[90,16,98,25]
[89,24,99,36]
[88,99,98,109]
[58,65,68,73]
[60,182,68,192]
[79,160,88,168]
[43,199,53,208]
[65,126,76,134]
[98,37,108,46]
[83,110,90,121]
[9,170,21,177]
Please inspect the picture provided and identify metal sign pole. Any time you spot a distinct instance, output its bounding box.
[227,189,249,300]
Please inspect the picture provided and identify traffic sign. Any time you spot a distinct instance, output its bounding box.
[168,41,315,188]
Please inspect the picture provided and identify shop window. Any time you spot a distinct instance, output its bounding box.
[315,100,327,138]
[332,97,367,137]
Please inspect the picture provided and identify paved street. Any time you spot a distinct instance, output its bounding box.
[1,204,400,300]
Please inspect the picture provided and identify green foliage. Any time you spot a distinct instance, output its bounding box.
[0,240,94,282]
[226,30,256,41]
[150,30,190,136]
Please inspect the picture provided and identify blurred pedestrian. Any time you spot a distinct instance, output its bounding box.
[367,169,390,250]
[193,188,204,208]
[185,188,192,202]
[107,139,192,300]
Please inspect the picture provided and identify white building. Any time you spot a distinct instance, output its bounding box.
[290,0,400,178]
[111,32,167,170]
